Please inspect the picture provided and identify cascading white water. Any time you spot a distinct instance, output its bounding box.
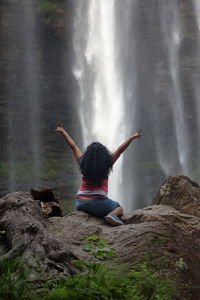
[6,0,41,191]
[73,0,127,209]
[192,0,200,154]
[158,2,189,175]
[72,0,200,211]
[194,1,200,31]
[2,0,200,210]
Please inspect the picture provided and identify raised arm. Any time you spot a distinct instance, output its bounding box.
[55,123,83,161]
[112,130,141,164]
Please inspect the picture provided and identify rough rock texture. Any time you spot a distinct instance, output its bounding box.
[152,175,200,217]
[48,175,200,299]
[49,206,200,299]
[1,175,200,299]
[0,192,77,276]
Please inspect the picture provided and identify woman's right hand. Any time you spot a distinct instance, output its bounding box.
[132,129,142,139]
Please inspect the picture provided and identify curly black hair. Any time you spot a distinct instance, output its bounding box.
[79,142,113,181]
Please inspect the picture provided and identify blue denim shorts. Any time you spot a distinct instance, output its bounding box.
[76,198,121,217]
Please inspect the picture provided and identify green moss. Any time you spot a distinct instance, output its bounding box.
[0,160,9,178]
[39,0,62,12]
[0,258,34,300]
[40,157,73,180]
[191,167,200,183]
[134,160,161,170]
[36,0,67,35]
[0,157,73,182]
[59,198,75,215]
[39,1,64,21]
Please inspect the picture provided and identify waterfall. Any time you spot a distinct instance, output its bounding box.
[6,0,41,191]
[73,0,128,209]
[72,0,200,211]
[152,1,200,177]
[193,0,200,153]
[157,2,188,174]
[3,0,200,210]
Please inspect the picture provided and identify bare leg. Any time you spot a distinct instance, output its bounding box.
[110,206,123,216]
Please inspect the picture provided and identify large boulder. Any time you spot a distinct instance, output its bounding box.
[0,192,77,276]
[1,174,200,299]
[152,175,200,217]
[49,205,200,299]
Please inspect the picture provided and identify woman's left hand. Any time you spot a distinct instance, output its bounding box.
[55,122,65,134]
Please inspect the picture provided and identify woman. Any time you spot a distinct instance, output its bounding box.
[55,123,141,226]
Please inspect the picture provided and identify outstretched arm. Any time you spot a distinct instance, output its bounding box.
[55,123,83,161]
[112,130,141,164]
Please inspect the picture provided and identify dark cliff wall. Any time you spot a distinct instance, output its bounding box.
[0,1,8,160]
[0,0,81,213]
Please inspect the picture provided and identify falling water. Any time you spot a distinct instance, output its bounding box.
[192,0,200,148]
[157,3,188,174]
[73,0,127,208]
[72,0,200,211]
[2,0,200,210]
[6,0,41,191]
[152,1,200,177]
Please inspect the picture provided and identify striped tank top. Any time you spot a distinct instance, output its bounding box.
[76,177,108,199]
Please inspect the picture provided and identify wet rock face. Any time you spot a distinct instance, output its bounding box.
[152,175,200,217]
[0,0,78,200]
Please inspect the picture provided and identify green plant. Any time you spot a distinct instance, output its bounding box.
[0,258,33,300]
[128,262,176,300]
[0,237,177,300]
[42,235,117,300]
[41,236,176,300]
